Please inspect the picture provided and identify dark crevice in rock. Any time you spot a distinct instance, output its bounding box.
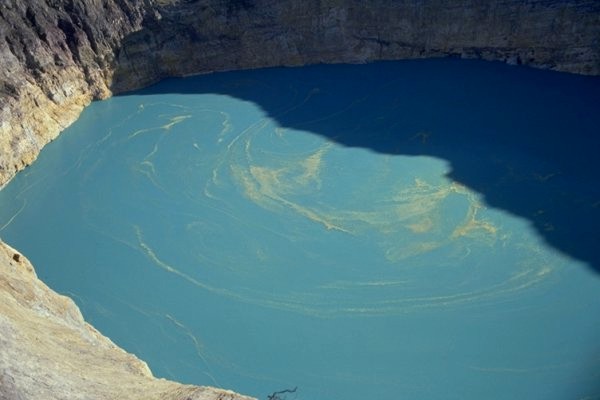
[3,35,22,63]
[25,6,49,45]
[5,34,43,79]
[57,17,81,64]
[0,81,19,97]
[79,19,100,55]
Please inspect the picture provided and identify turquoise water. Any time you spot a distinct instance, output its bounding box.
[1,59,599,399]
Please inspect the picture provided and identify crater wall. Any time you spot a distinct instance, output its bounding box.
[1,0,599,187]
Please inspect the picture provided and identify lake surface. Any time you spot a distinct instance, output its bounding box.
[1,59,599,399]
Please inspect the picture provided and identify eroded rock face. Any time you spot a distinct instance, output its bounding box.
[0,241,255,400]
[0,0,152,188]
[0,1,599,399]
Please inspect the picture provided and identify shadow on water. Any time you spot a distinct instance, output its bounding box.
[115,58,600,274]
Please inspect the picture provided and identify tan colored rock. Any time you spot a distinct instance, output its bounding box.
[0,241,255,400]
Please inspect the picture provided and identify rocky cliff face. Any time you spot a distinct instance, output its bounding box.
[0,1,599,399]
[113,0,600,92]
[1,0,599,187]
[0,0,152,188]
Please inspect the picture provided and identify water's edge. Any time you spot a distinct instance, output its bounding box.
[2,0,599,187]
[1,1,599,398]
[0,241,256,400]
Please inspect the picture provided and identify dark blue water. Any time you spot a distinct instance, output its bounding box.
[1,59,599,399]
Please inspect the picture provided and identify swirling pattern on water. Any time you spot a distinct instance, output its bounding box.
[61,92,559,318]
[1,60,598,400]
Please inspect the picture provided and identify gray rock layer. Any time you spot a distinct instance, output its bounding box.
[0,0,599,398]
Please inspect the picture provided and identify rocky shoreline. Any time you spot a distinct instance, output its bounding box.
[2,0,599,188]
[0,1,599,398]
[0,242,255,400]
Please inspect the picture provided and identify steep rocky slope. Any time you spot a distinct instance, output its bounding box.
[0,0,152,188]
[0,1,599,399]
[113,0,600,91]
[0,241,255,400]
[1,0,599,187]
